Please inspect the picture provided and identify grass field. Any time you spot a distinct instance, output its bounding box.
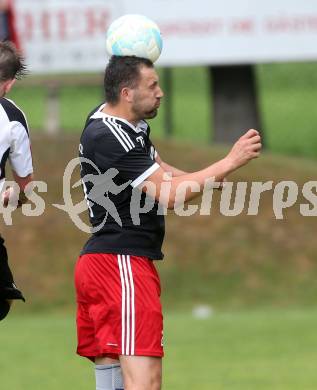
[1,308,317,389]
[8,62,317,158]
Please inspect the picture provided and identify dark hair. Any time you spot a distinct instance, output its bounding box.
[0,41,27,82]
[104,56,153,104]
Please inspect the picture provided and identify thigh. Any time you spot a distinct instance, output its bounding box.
[119,355,162,390]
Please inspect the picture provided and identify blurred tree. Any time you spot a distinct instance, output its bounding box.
[209,65,263,145]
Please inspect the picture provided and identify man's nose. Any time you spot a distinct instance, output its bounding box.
[157,87,164,98]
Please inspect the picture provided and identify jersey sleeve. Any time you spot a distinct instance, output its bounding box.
[92,127,159,188]
[116,147,160,188]
[9,121,33,177]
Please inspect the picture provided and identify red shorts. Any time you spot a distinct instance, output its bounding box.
[75,253,163,360]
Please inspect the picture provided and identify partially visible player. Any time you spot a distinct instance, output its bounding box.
[0,41,33,321]
[75,55,261,390]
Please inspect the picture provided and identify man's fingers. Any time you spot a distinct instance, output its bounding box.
[241,129,259,139]
[249,135,261,144]
[251,142,262,152]
[228,130,262,169]
[2,188,13,208]
[2,190,9,208]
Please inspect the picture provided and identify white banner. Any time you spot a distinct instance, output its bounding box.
[15,0,120,73]
[15,0,317,73]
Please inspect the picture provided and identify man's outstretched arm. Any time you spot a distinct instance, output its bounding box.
[140,129,261,209]
[155,153,188,177]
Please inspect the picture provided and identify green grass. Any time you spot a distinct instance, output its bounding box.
[7,62,317,157]
[60,85,103,131]
[1,308,317,389]
[8,85,46,130]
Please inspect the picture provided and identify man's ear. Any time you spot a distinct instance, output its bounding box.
[121,87,134,103]
[4,79,16,94]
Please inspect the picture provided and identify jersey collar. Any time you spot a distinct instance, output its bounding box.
[90,103,148,134]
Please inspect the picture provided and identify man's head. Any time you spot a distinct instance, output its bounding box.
[104,55,163,122]
[0,41,27,97]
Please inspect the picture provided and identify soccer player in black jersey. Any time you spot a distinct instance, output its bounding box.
[0,42,34,321]
[76,56,261,390]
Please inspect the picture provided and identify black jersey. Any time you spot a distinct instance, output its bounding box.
[79,104,165,260]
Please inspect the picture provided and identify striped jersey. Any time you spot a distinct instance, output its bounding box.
[79,103,165,260]
[0,98,33,192]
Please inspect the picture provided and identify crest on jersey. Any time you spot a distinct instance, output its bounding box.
[136,136,145,148]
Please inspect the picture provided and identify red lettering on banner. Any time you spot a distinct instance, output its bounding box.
[266,16,317,33]
[41,11,51,40]
[17,6,112,43]
[161,20,223,36]
[85,9,110,36]
[17,11,34,41]
[231,19,254,33]
[57,10,67,40]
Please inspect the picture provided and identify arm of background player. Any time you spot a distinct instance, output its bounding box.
[12,171,33,191]
[13,171,34,206]
[3,121,34,207]
[139,129,261,209]
[12,171,34,206]
[155,152,188,177]
[2,171,33,207]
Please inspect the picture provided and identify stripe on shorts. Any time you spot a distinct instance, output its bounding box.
[117,255,135,355]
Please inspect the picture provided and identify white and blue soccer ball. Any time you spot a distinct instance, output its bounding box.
[106,14,163,63]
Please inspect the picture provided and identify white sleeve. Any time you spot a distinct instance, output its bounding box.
[9,121,33,177]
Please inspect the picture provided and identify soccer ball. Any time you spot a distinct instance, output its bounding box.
[106,14,163,63]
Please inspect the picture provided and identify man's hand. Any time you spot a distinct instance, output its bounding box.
[225,129,262,171]
[2,187,15,208]
[2,186,21,208]
[2,186,28,208]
